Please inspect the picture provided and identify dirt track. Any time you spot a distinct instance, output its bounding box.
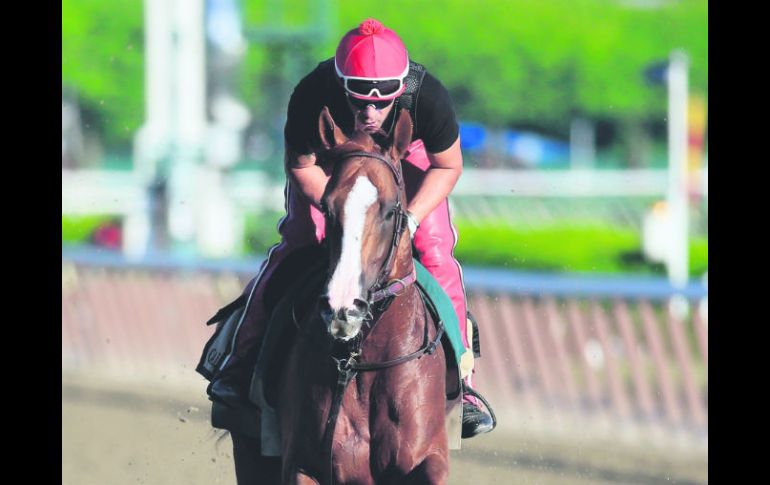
[62,374,707,485]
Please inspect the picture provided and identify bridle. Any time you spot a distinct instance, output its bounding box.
[321,149,417,313]
[315,148,443,485]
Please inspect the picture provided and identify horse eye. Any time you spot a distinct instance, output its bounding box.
[384,208,396,220]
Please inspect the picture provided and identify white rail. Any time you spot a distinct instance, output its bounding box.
[62,167,708,255]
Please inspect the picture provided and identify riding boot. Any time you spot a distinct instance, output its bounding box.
[461,376,496,438]
[208,347,261,408]
[458,315,496,438]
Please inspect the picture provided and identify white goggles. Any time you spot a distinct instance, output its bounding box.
[334,61,410,98]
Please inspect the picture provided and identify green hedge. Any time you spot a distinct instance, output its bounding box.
[63,212,707,277]
[242,213,707,277]
[452,221,707,277]
[62,215,116,244]
[243,212,283,255]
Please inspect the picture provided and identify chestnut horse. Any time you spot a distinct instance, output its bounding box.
[277,107,449,485]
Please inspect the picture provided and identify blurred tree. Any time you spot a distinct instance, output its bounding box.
[62,0,707,155]
[62,0,144,150]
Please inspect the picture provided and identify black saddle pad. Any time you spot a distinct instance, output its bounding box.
[262,244,329,316]
[253,250,329,409]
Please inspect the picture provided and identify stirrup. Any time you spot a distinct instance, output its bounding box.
[463,382,498,430]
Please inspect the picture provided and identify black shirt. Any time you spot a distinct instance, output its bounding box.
[284,59,459,156]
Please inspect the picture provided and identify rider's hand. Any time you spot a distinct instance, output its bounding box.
[406,211,419,240]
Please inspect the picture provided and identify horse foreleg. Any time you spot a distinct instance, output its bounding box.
[404,453,449,485]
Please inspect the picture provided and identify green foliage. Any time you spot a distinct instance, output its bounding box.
[336,0,707,134]
[64,211,707,278]
[240,213,708,277]
[452,220,708,276]
[62,0,707,147]
[243,211,283,255]
[62,214,115,244]
[62,0,145,147]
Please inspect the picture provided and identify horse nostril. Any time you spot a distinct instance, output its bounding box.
[352,298,370,314]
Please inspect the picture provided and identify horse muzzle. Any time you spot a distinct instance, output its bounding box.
[319,296,370,341]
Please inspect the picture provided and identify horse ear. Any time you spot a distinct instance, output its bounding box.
[318,106,348,149]
[390,109,413,160]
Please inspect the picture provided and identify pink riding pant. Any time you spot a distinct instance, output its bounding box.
[232,139,469,358]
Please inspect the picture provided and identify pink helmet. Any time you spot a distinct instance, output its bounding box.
[334,18,409,101]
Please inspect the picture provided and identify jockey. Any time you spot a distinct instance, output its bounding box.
[199,18,495,441]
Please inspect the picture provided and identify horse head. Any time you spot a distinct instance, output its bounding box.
[316,106,414,341]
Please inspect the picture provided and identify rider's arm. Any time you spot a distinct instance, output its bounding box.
[283,66,332,210]
[405,72,463,224]
[285,144,329,210]
[405,136,463,223]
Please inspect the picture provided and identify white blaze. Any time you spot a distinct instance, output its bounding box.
[327,176,378,311]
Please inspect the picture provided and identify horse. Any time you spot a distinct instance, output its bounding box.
[276,107,449,485]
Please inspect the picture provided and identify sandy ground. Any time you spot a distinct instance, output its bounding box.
[62,373,707,485]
